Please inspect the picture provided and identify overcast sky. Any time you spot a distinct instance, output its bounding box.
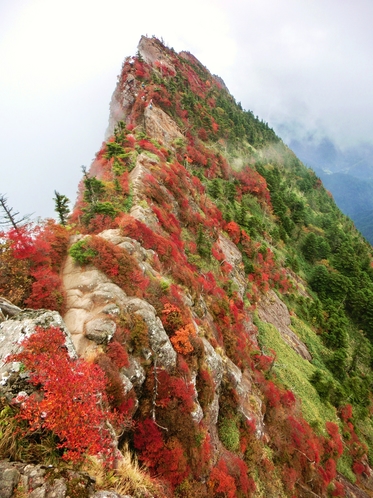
[1,0,373,220]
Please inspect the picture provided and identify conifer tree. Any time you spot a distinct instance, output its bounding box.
[53,191,70,226]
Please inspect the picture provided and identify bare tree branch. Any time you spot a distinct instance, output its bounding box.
[0,194,29,230]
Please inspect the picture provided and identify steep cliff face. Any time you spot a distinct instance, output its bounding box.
[2,36,373,498]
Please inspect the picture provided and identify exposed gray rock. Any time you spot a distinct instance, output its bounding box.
[209,393,220,425]
[257,290,312,360]
[93,492,132,498]
[90,283,128,307]
[29,488,46,498]
[190,372,204,423]
[223,357,265,438]
[238,370,264,438]
[28,465,46,488]
[202,338,223,390]
[134,307,176,370]
[120,372,134,395]
[0,464,20,498]
[0,297,21,321]
[101,304,121,316]
[143,105,184,147]
[0,461,109,498]
[122,357,146,391]
[138,35,176,73]
[85,318,117,344]
[45,479,67,498]
[217,234,247,298]
[224,356,242,388]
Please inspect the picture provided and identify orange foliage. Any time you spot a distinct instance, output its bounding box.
[170,323,195,355]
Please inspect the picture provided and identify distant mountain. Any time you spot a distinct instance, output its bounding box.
[313,168,373,244]
[287,137,373,244]
[289,136,373,179]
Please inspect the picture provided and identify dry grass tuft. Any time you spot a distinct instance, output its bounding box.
[84,446,170,498]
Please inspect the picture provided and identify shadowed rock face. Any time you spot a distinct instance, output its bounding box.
[144,106,184,146]
[257,290,312,360]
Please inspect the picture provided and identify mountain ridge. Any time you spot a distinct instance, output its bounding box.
[1,36,373,497]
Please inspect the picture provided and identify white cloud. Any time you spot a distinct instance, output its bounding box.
[1,0,373,218]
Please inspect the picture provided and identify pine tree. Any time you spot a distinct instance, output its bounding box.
[53,191,70,226]
[82,166,104,206]
[196,226,211,259]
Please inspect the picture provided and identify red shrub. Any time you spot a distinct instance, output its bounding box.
[26,266,64,312]
[134,418,164,468]
[4,222,68,312]
[339,404,353,422]
[209,459,236,498]
[331,481,345,496]
[352,461,367,476]
[106,340,130,369]
[134,419,190,488]
[224,221,241,244]
[156,369,195,413]
[318,458,337,487]
[282,466,298,491]
[9,326,114,464]
[264,380,282,408]
[87,235,149,297]
[325,422,343,457]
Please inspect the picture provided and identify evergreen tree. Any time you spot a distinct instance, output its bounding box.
[53,191,70,226]
[196,225,211,259]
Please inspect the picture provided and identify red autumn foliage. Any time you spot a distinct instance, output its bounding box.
[186,144,208,166]
[224,221,241,245]
[134,419,190,488]
[318,458,337,487]
[134,418,164,468]
[155,369,195,413]
[2,221,69,312]
[137,139,166,160]
[8,326,114,464]
[331,481,345,497]
[233,167,272,206]
[209,459,236,498]
[282,466,298,491]
[352,461,367,476]
[325,422,343,458]
[198,128,208,141]
[225,452,256,496]
[25,266,64,311]
[339,404,353,422]
[263,380,282,408]
[87,235,149,297]
[106,340,130,369]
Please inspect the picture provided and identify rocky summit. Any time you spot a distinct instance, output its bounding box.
[1,36,373,497]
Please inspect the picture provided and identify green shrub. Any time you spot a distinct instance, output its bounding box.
[218,416,240,452]
[69,239,97,265]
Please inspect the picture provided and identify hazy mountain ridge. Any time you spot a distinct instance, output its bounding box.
[288,136,373,244]
[311,168,373,244]
[1,36,373,497]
